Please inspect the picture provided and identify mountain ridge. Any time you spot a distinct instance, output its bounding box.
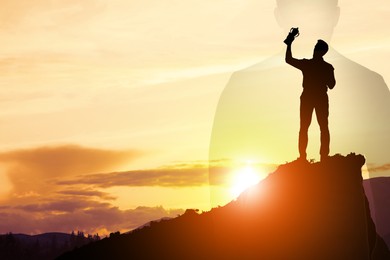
[58,153,390,260]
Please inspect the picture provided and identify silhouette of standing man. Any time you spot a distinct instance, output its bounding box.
[285,33,336,161]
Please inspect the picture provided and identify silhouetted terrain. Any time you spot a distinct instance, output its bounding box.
[58,153,390,260]
[364,177,390,248]
[0,231,98,260]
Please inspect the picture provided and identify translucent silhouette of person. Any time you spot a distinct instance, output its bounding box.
[209,0,390,247]
[285,39,335,161]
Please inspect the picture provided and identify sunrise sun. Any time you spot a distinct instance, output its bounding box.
[230,163,262,198]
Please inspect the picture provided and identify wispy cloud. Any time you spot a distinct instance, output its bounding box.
[15,198,106,213]
[58,165,210,188]
[56,159,245,188]
[57,159,278,188]
[366,163,390,173]
[58,188,116,200]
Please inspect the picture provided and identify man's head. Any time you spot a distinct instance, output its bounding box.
[275,0,340,43]
[276,0,338,6]
[313,39,329,58]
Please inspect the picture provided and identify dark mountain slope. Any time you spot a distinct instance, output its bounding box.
[58,153,390,260]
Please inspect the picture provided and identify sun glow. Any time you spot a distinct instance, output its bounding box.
[230,164,262,198]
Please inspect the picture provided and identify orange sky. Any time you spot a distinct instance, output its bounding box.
[0,0,389,235]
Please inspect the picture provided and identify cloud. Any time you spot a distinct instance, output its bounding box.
[0,144,140,176]
[0,199,183,235]
[59,166,208,188]
[0,145,271,235]
[57,159,278,188]
[15,198,103,213]
[56,161,236,188]
[0,145,202,235]
[367,163,390,173]
[58,188,116,200]
[367,163,390,178]
[0,144,142,196]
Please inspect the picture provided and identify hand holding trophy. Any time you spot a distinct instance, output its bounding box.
[283,27,300,45]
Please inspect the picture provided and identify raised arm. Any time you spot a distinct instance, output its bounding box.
[285,43,302,69]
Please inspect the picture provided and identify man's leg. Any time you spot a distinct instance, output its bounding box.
[299,95,314,160]
[315,94,330,160]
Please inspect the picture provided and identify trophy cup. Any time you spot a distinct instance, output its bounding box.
[283,27,300,45]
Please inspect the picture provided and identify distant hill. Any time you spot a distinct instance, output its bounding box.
[363,177,390,248]
[0,231,98,260]
[58,153,390,260]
